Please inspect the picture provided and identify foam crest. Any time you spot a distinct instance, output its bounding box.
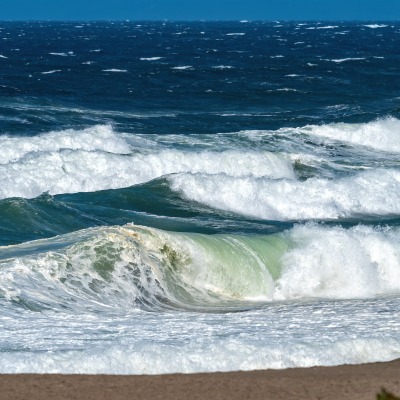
[169,169,400,220]
[0,148,294,199]
[0,125,130,164]
[301,117,400,152]
[277,225,400,300]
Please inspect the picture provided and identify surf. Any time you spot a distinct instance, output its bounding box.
[1,224,400,314]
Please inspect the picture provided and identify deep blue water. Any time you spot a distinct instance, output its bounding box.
[0,21,400,374]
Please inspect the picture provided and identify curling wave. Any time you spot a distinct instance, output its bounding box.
[1,224,400,313]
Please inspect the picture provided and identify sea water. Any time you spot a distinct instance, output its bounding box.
[0,21,400,374]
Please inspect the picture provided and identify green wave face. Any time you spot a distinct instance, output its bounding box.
[158,231,289,307]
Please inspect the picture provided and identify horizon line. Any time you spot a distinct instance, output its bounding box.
[0,19,399,22]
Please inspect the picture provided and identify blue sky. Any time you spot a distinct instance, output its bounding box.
[1,0,399,21]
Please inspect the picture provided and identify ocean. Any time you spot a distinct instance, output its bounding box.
[0,20,400,374]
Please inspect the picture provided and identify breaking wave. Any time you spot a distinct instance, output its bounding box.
[0,125,294,199]
[1,224,400,313]
[169,168,400,221]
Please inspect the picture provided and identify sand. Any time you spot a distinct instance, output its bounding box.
[0,360,399,400]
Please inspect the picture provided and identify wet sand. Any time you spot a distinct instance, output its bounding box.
[1,359,399,400]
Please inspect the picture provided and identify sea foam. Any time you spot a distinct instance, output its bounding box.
[300,117,400,153]
[169,168,400,220]
[0,126,294,199]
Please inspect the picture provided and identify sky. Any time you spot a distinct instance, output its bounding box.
[1,0,400,21]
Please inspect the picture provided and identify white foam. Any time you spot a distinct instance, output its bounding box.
[277,224,400,299]
[364,24,388,29]
[169,168,400,220]
[316,26,338,29]
[212,65,234,69]
[102,69,128,72]
[301,117,400,153]
[0,224,400,374]
[41,70,61,74]
[1,338,399,374]
[0,125,130,164]
[329,58,365,63]
[226,33,245,36]
[275,88,298,92]
[0,54,8,59]
[140,57,163,61]
[171,66,193,70]
[0,127,294,199]
[49,52,68,56]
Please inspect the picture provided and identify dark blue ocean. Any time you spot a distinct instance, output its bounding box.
[0,21,400,374]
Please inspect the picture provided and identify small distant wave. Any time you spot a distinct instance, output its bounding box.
[274,88,299,92]
[140,57,163,61]
[102,69,128,73]
[171,66,193,70]
[0,55,8,59]
[226,33,245,36]
[364,24,388,29]
[212,65,234,69]
[329,58,366,63]
[41,70,62,74]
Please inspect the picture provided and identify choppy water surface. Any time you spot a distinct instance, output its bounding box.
[1,21,400,374]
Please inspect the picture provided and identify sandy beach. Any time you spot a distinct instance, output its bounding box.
[0,359,399,400]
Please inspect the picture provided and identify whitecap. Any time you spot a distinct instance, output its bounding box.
[329,58,365,63]
[102,69,128,72]
[364,24,388,29]
[140,57,163,61]
[0,127,294,199]
[301,117,400,153]
[212,65,234,69]
[41,70,61,74]
[169,168,400,221]
[171,66,193,70]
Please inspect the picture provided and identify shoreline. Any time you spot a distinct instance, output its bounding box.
[1,360,400,400]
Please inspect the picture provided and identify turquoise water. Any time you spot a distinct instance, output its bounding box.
[0,21,400,373]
